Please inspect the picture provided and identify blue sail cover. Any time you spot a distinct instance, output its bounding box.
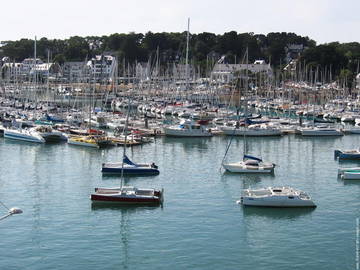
[45,114,65,123]
[244,155,263,162]
[246,118,269,125]
[123,155,138,166]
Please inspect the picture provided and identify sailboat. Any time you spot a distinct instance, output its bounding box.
[101,155,160,175]
[221,49,275,174]
[223,155,275,173]
[67,77,112,148]
[91,97,163,205]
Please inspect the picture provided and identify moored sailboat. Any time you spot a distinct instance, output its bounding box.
[91,97,163,205]
[223,155,275,173]
[90,186,163,205]
[102,155,160,175]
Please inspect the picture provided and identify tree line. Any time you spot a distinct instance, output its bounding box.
[1,31,359,85]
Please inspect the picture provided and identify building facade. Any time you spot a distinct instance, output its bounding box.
[211,60,273,83]
[63,62,86,82]
[86,55,116,82]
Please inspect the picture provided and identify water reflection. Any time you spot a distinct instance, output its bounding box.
[91,204,161,212]
[342,180,360,186]
[162,137,211,151]
[3,139,45,147]
[337,159,360,165]
[221,171,274,184]
[242,206,315,220]
[102,174,160,180]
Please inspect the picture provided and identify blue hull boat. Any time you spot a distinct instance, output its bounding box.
[101,155,160,176]
[334,149,360,160]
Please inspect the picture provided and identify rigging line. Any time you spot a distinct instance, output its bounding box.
[220,127,237,167]
[0,200,9,211]
[0,213,11,221]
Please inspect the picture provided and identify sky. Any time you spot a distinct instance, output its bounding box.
[2,0,359,44]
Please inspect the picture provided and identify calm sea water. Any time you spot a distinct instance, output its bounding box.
[0,134,359,270]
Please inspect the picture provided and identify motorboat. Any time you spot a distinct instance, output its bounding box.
[90,186,163,205]
[238,186,316,207]
[4,127,45,143]
[68,135,112,148]
[223,155,275,173]
[334,149,360,160]
[30,125,67,142]
[163,119,212,137]
[68,135,100,148]
[102,155,160,175]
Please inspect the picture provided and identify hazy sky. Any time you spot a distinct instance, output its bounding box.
[3,0,359,44]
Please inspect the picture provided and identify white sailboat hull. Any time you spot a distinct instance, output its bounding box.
[240,187,316,207]
[300,128,343,136]
[221,127,282,136]
[241,196,316,207]
[163,127,212,137]
[223,162,274,173]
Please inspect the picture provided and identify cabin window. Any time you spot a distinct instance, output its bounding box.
[273,189,282,192]
[288,196,294,199]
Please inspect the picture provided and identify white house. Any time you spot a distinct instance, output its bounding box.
[86,55,116,82]
[21,58,43,75]
[1,58,60,81]
[211,60,273,83]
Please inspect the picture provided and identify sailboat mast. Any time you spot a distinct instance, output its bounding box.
[34,36,37,106]
[120,96,132,187]
[185,18,190,90]
[47,49,50,108]
[243,47,249,155]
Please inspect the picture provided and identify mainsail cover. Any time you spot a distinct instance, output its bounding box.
[123,155,138,166]
[243,155,262,162]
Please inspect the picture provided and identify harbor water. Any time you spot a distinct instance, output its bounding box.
[1,134,359,269]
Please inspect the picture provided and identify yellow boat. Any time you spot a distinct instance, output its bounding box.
[68,135,99,148]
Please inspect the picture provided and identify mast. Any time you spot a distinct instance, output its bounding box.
[185,18,190,91]
[243,47,249,155]
[120,96,132,188]
[34,36,37,107]
[46,49,50,108]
